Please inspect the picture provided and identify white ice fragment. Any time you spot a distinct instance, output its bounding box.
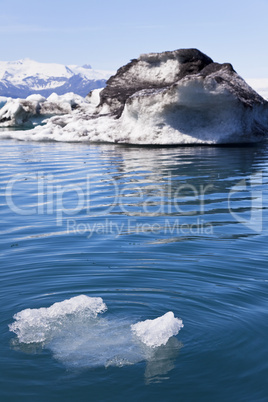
[9,299,183,372]
[9,295,107,344]
[131,311,183,348]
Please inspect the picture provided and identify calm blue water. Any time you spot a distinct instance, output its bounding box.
[1,139,268,401]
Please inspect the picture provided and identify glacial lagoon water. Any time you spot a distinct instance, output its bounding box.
[1,138,268,401]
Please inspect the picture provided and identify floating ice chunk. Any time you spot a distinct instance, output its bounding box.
[0,99,29,127]
[9,297,184,375]
[0,92,93,127]
[131,311,184,348]
[9,295,107,344]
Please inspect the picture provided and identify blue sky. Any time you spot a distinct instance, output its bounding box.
[0,0,267,77]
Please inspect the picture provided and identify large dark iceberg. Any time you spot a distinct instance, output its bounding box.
[98,49,214,118]
[1,48,268,144]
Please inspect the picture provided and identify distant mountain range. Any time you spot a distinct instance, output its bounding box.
[0,59,114,98]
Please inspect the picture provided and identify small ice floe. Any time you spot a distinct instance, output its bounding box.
[9,295,183,375]
[9,295,107,344]
[131,311,184,348]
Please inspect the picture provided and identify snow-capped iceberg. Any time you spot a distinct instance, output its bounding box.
[1,49,268,144]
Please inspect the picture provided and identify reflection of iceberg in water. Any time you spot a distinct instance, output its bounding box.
[9,295,183,382]
[87,143,266,240]
[98,143,265,202]
[101,143,264,177]
[144,337,183,384]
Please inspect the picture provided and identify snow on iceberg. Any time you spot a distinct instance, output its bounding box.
[9,296,183,371]
[1,48,268,144]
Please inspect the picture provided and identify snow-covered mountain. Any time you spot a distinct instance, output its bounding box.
[0,59,113,98]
